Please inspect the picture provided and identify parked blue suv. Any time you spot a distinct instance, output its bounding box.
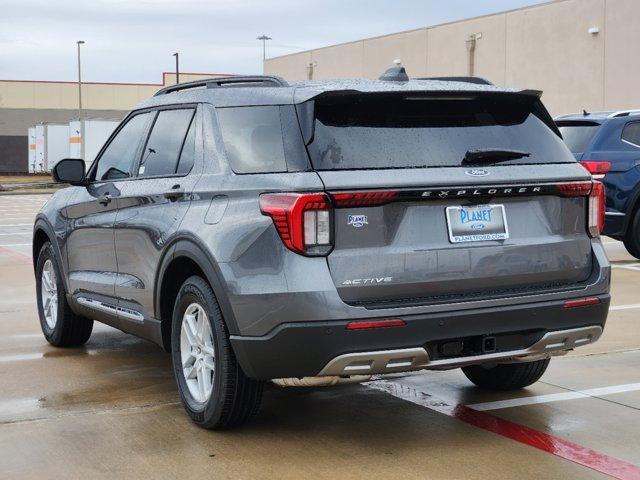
[556,110,640,258]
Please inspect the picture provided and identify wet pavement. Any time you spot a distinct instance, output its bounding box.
[1,194,639,479]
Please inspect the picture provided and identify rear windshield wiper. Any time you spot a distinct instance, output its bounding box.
[462,148,531,164]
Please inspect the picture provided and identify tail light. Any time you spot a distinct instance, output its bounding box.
[588,181,605,237]
[557,181,605,237]
[580,161,611,177]
[332,190,398,207]
[259,193,332,256]
[260,190,399,256]
[557,181,592,197]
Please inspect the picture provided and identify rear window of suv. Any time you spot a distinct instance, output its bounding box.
[557,121,600,154]
[304,92,574,170]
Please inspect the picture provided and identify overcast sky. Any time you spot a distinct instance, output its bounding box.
[1,0,548,83]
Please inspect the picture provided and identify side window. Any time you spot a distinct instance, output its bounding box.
[622,122,640,147]
[216,106,287,173]
[94,112,152,181]
[139,108,195,177]
[176,119,196,175]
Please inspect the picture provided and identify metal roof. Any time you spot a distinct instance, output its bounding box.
[555,109,640,121]
[134,76,536,110]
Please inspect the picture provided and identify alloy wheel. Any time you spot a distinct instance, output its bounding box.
[180,303,216,403]
[41,259,58,329]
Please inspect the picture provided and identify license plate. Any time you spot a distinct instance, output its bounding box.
[446,204,509,243]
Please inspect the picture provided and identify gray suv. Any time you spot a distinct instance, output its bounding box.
[34,70,611,429]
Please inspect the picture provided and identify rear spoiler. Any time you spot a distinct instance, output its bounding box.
[294,88,560,141]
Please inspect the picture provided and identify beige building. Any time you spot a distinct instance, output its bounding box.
[265,0,640,117]
[0,72,227,172]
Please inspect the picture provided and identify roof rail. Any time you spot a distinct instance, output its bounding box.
[154,75,289,96]
[608,109,640,118]
[417,76,494,86]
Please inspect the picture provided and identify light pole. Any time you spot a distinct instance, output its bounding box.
[173,52,180,84]
[76,40,85,120]
[257,35,272,64]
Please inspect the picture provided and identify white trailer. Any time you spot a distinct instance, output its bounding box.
[69,119,120,170]
[35,125,45,172]
[45,124,70,172]
[28,127,36,173]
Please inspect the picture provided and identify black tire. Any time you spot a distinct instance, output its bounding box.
[35,242,93,347]
[170,275,263,429]
[462,358,550,391]
[623,208,640,259]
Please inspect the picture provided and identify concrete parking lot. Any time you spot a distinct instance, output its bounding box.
[1,193,639,480]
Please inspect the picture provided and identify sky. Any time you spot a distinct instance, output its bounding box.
[0,0,549,83]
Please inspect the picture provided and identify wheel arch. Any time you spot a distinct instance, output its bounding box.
[622,177,640,236]
[155,235,239,351]
[33,217,71,293]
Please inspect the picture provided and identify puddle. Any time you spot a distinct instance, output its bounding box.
[0,397,41,422]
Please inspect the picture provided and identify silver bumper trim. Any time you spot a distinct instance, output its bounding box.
[317,326,603,376]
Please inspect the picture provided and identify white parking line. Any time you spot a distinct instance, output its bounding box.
[611,264,640,271]
[466,382,640,411]
[610,303,640,311]
[0,224,33,227]
[0,243,31,247]
[0,353,43,363]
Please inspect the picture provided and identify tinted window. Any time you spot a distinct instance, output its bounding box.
[307,93,575,170]
[94,112,152,181]
[622,122,640,147]
[217,106,287,173]
[557,121,600,153]
[140,109,195,177]
[176,119,196,175]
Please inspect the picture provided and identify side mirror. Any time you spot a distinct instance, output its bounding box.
[52,159,87,186]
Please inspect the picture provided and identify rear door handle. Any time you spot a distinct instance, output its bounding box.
[97,194,112,206]
[164,185,185,201]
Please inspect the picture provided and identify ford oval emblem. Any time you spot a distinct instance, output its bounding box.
[465,168,490,177]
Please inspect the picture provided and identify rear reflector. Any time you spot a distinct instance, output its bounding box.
[346,319,407,330]
[580,161,611,175]
[563,297,601,309]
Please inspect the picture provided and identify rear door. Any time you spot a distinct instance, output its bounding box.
[304,91,593,307]
[113,105,202,322]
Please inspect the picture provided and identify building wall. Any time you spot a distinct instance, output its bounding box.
[0,136,27,173]
[264,0,640,117]
[0,72,226,173]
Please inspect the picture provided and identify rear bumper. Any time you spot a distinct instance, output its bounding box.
[230,294,610,380]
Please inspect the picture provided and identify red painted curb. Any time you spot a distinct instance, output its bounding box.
[453,405,640,480]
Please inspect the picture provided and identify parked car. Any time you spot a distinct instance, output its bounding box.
[555,110,640,258]
[34,70,610,429]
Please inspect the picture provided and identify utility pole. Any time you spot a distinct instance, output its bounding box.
[173,52,180,84]
[76,40,85,120]
[257,35,272,67]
